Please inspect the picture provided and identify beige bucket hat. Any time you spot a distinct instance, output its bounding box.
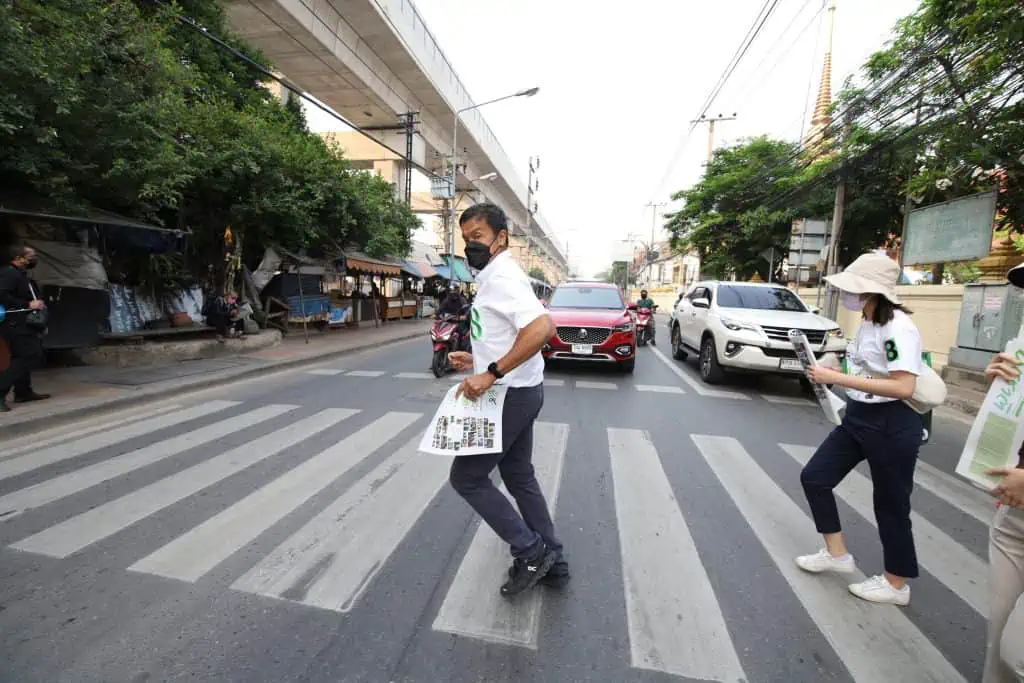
[824,250,901,304]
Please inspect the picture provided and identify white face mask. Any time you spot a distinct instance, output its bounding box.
[841,292,864,312]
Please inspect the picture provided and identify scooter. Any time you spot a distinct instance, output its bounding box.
[635,306,657,346]
[430,306,470,378]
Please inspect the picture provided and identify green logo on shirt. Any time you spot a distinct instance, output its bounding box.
[885,339,899,361]
[470,307,483,340]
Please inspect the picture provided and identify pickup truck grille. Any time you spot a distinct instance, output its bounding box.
[762,326,826,345]
[557,326,611,345]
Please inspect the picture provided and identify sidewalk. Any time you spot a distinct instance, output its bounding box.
[1,319,430,438]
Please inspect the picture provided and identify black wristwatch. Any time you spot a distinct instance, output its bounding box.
[487,362,505,379]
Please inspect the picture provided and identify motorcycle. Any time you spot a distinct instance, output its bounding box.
[430,307,470,378]
[635,306,657,346]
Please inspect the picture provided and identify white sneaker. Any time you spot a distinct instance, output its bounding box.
[795,548,856,574]
[848,575,910,606]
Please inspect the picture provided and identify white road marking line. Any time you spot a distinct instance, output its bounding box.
[0,403,184,460]
[233,435,448,611]
[129,412,421,583]
[0,405,293,519]
[306,368,344,376]
[542,378,565,387]
[781,443,989,617]
[432,422,569,649]
[915,460,995,525]
[345,370,386,378]
[575,381,618,390]
[761,394,814,406]
[394,372,436,380]
[692,435,966,683]
[12,409,358,558]
[649,347,749,400]
[0,401,240,481]
[636,384,686,394]
[608,428,745,681]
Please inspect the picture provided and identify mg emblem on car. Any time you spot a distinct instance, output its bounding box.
[579,329,588,339]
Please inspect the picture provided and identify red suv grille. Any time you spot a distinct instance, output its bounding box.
[557,326,611,345]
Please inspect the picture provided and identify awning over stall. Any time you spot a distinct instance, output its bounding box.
[344,250,403,276]
[444,256,475,283]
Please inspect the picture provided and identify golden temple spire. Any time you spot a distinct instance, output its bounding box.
[803,0,837,153]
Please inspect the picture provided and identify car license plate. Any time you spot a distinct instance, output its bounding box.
[780,358,803,371]
[572,344,593,355]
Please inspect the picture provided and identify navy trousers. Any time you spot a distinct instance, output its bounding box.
[449,384,562,559]
[800,399,923,578]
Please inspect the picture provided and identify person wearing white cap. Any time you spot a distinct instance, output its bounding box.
[978,262,1024,683]
[794,251,924,606]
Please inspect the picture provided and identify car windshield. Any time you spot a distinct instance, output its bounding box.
[716,285,808,312]
[549,286,624,310]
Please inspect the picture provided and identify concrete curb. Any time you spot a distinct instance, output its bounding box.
[1,326,425,439]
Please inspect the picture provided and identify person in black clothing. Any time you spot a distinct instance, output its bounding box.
[0,245,50,412]
[437,287,467,317]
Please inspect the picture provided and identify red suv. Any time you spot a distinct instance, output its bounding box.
[542,282,637,373]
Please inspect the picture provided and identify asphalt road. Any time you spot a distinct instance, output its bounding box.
[0,330,992,683]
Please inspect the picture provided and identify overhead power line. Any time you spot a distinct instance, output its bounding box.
[646,0,783,204]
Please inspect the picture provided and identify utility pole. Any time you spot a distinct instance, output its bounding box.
[824,118,852,320]
[645,202,666,285]
[691,113,737,163]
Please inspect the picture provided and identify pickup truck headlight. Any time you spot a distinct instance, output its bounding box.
[614,322,634,332]
[720,317,759,332]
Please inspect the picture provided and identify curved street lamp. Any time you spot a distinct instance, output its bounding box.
[447,87,539,286]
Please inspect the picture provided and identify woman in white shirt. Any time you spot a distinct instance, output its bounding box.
[796,251,924,605]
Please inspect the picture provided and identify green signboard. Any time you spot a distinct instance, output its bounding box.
[903,191,998,265]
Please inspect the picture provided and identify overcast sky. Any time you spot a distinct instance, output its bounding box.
[306,0,920,276]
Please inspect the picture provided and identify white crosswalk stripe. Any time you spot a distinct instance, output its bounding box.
[635,384,685,394]
[649,346,749,399]
[0,404,293,519]
[0,403,184,460]
[780,443,989,617]
[761,394,814,406]
[346,370,386,377]
[306,368,344,376]
[692,435,966,683]
[0,400,240,481]
[608,428,744,681]
[12,409,358,558]
[432,422,569,648]
[575,380,617,390]
[394,372,435,380]
[233,434,449,611]
[0,403,992,681]
[128,411,421,583]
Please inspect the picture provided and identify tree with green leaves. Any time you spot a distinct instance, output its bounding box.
[0,0,419,292]
[527,267,548,283]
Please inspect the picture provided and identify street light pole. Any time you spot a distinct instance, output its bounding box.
[447,87,539,288]
[645,202,666,285]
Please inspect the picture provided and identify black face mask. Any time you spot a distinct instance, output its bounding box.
[464,235,500,271]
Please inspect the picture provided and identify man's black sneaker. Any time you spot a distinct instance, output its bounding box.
[509,559,569,588]
[501,544,557,597]
[14,392,50,403]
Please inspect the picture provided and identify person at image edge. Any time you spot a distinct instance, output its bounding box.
[446,202,567,597]
[0,245,50,413]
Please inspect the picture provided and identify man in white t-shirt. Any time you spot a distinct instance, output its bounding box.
[446,203,566,597]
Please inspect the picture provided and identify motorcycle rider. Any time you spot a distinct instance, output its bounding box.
[438,287,471,352]
[636,289,656,310]
[635,289,657,344]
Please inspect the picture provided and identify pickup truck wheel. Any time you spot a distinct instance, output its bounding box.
[671,324,688,361]
[699,336,726,384]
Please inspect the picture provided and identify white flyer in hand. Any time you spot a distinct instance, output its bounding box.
[789,329,845,426]
[419,383,508,456]
[956,337,1024,491]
